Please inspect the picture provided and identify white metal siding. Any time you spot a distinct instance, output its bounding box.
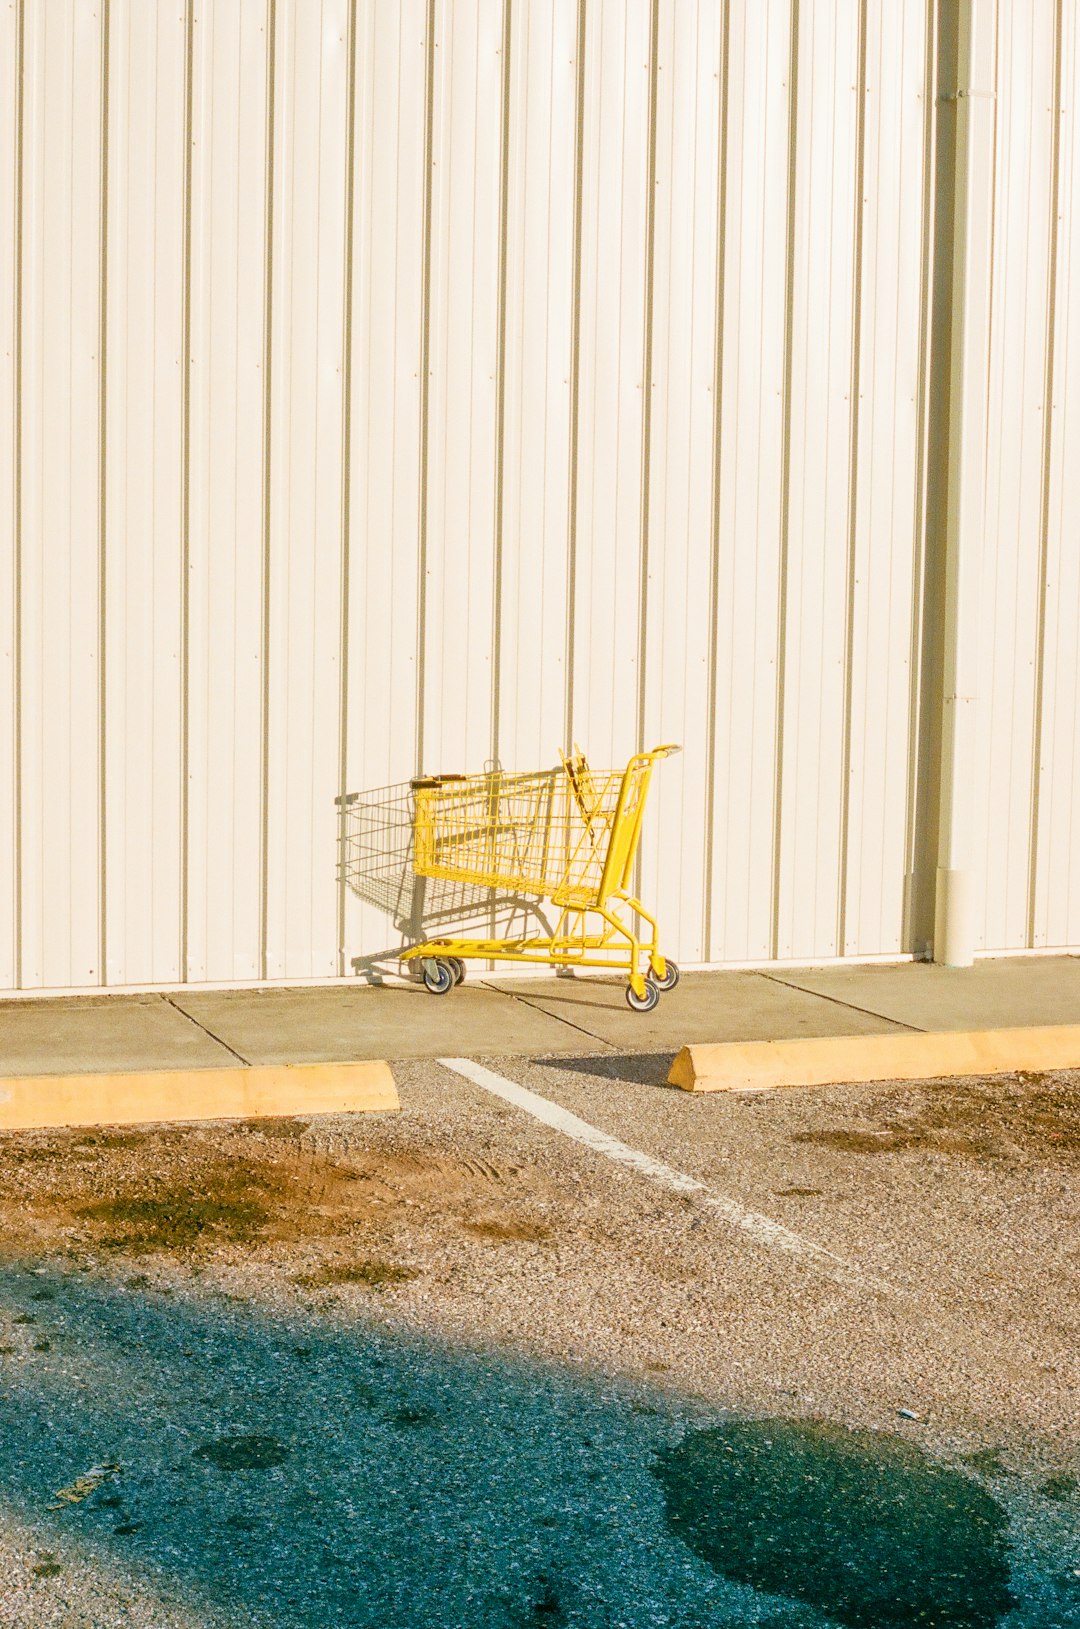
[2,0,1078,994]
[979,0,1080,953]
[1036,0,1080,949]
[18,0,104,990]
[843,0,929,959]
[0,0,18,989]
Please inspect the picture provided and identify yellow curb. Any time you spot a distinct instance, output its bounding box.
[0,1061,399,1132]
[667,1025,1080,1094]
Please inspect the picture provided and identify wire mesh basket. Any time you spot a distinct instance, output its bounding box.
[404,745,681,1011]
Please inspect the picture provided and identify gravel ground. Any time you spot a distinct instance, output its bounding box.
[0,1056,1076,1627]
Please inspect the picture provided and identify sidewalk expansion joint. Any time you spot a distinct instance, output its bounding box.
[479,982,620,1051]
[753,970,926,1034]
[158,994,251,1066]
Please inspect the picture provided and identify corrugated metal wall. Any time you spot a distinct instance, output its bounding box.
[1,0,1078,994]
[978,0,1080,954]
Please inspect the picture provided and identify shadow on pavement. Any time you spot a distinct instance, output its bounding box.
[537,1053,677,1088]
[0,1265,1042,1629]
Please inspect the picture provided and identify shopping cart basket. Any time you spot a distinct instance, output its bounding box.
[403,744,681,1012]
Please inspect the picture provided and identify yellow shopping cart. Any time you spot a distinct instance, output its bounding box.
[403,744,681,1012]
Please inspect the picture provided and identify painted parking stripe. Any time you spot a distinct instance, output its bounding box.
[438,1057,894,1296]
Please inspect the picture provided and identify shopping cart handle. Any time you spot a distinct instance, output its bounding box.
[649,743,682,758]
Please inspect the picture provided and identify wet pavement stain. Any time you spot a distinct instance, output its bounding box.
[391,1404,441,1428]
[527,1574,568,1625]
[192,1434,289,1472]
[654,1418,1015,1629]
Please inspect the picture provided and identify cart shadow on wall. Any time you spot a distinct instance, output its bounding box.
[336,778,558,983]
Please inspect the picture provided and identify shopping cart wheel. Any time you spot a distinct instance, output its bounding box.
[651,958,680,992]
[447,957,467,986]
[625,978,660,1013]
[422,959,456,995]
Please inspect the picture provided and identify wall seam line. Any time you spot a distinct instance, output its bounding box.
[490,0,513,769]
[702,0,731,963]
[336,0,359,979]
[415,0,437,777]
[770,0,801,962]
[635,0,661,761]
[97,0,112,986]
[563,0,587,755]
[1027,0,1064,950]
[258,0,278,982]
[179,0,195,983]
[12,0,25,989]
[836,0,869,957]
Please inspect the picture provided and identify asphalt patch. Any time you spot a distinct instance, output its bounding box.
[654,1417,1015,1629]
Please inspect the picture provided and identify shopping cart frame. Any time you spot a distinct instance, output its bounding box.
[403,744,681,1012]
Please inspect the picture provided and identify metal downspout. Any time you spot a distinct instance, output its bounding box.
[934,0,996,967]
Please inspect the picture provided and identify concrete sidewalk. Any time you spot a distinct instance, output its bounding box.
[1,955,1078,1075]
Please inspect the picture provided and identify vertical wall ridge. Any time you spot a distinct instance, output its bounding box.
[11,0,25,989]
[702,0,732,962]
[635,0,662,759]
[769,0,801,961]
[563,0,588,755]
[336,0,359,978]
[414,0,437,777]
[836,0,869,955]
[97,0,111,982]
[1027,0,1065,947]
[179,0,195,981]
[490,0,514,768]
[258,0,277,980]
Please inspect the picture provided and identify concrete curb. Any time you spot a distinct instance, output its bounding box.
[0,1061,399,1132]
[667,1025,1080,1094]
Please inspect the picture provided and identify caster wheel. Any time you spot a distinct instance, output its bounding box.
[625,977,660,1013]
[422,959,455,995]
[652,958,680,992]
[447,957,467,986]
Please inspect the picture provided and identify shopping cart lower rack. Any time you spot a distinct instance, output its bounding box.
[403,745,681,1012]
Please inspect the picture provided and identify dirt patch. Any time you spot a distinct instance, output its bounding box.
[293,1259,418,1291]
[77,1165,273,1252]
[793,1072,1080,1162]
[73,1131,147,1150]
[0,1119,552,1277]
[342,1147,523,1204]
[464,1217,552,1244]
[234,1117,311,1142]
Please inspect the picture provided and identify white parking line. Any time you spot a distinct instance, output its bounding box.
[439,1057,895,1297]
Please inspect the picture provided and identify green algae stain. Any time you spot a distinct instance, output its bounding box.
[654,1418,1014,1629]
